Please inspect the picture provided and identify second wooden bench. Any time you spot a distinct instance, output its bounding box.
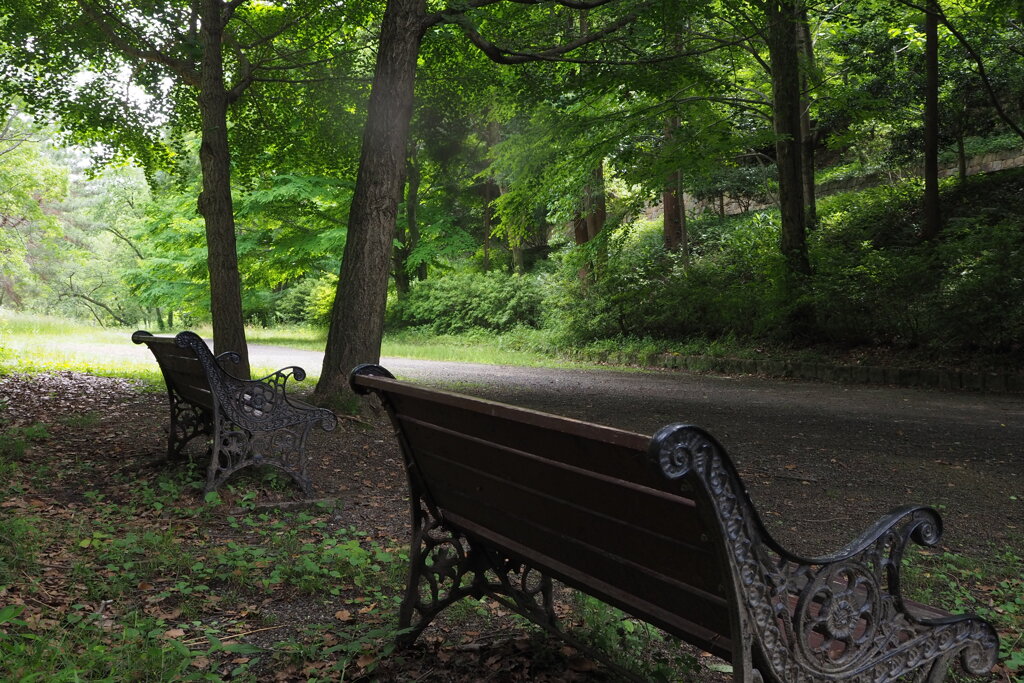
[134,330,336,495]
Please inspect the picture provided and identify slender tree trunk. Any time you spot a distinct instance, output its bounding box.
[197,0,249,377]
[481,120,500,273]
[511,245,525,273]
[408,149,426,281]
[664,170,689,267]
[584,163,606,242]
[393,145,420,297]
[663,118,684,253]
[921,0,941,240]
[767,0,810,277]
[956,131,967,182]
[798,8,817,230]
[482,180,500,269]
[573,213,588,246]
[315,0,426,405]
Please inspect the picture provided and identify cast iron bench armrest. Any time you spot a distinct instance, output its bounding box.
[351,363,999,683]
[133,330,336,495]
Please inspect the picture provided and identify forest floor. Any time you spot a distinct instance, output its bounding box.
[0,365,1020,680]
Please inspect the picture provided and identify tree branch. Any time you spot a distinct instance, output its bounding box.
[75,0,201,85]
[896,0,1024,141]
[447,8,641,64]
[103,226,146,260]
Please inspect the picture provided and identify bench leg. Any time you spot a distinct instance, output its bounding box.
[167,396,211,462]
[203,418,314,496]
[397,511,482,646]
[397,495,559,649]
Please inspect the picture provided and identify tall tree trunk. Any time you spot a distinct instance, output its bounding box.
[197,0,249,378]
[663,118,684,253]
[482,179,500,270]
[956,131,967,182]
[584,163,606,242]
[409,150,426,281]
[393,144,421,297]
[921,0,941,240]
[315,0,426,405]
[481,120,501,273]
[797,8,817,231]
[767,0,810,277]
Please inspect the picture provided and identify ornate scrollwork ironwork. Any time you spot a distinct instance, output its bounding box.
[649,424,1000,682]
[397,492,558,647]
[167,394,211,461]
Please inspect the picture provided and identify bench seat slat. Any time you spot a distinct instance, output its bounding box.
[445,508,737,660]
[398,416,727,593]
[412,440,727,594]
[432,482,736,644]
[385,391,662,486]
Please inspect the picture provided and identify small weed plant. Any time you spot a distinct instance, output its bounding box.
[903,548,1024,677]
[567,593,700,681]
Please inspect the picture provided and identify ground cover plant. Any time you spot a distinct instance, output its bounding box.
[0,375,409,680]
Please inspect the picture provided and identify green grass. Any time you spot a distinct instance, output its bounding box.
[903,547,1024,676]
[0,419,408,681]
[0,311,597,375]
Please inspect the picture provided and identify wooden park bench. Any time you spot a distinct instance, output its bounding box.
[350,364,999,682]
[133,330,336,495]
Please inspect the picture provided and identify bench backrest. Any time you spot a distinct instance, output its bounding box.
[133,330,217,412]
[351,366,739,658]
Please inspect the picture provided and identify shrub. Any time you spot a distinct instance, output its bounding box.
[272,275,337,327]
[389,271,543,334]
[544,213,785,344]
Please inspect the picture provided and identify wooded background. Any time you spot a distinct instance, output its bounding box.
[1,0,1022,401]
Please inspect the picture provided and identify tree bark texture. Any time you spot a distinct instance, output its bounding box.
[393,146,421,296]
[797,8,817,231]
[584,163,607,242]
[315,0,427,404]
[921,0,941,240]
[767,0,810,277]
[197,0,249,378]
[662,119,687,259]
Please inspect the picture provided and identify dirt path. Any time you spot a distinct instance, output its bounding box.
[69,337,1024,556]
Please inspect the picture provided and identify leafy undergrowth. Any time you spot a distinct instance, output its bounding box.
[904,549,1024,677]
[0,463,407,681]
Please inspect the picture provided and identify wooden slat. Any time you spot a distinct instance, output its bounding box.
[432,482,734,641]
[138,340,215,411]
[412,442,726,598]
[399,417,715,563]
[447,510,735,660]
[387,390,668,489]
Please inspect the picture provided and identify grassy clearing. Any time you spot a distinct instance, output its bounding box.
[0,311,595,374]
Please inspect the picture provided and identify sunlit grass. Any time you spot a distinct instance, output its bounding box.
[0,312,307,381]
[0,311,589,373]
